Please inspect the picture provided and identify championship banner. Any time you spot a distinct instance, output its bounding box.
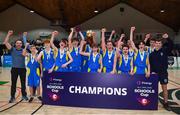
[42,72,158,110]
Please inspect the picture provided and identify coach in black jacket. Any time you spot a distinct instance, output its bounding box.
[149,33,173,111]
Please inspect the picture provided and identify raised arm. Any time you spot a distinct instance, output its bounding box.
[68,28,74,50]
[162,33,173,54]
[108,30,115,41]
[144,33,150,44]
[130,27,138,52]
[92,31,97,44]
[79,40,90,56]
[3,30,13,50]
[79,31,85,40]
[117,34,125,49]
[22,42,29,57]
[101,28,106,52]
[23,32,28,45]
[50,31,58,51]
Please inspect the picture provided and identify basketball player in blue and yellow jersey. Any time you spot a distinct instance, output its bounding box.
[81,30,96,72]
[37,39,55,73]
[50,31,73,72]
[68,28,84,72]
[130,27,150,77]
[117,44,134,75]
[23,43,42,102]
[144,33,155,54]
[101,28,116,74]
[80,40,102,73]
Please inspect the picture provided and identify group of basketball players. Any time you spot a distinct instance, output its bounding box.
[3,26,173,111]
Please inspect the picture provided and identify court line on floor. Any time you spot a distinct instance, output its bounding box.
[0,85,21,108]
[169,80,180,86]
[31,104,44,115]
[0,99,23,113]
[169,81,180,88]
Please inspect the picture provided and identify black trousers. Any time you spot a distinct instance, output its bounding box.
[10,68,27,98]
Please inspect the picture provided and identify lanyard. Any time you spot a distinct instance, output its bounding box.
[123,55,128,66]
[45,49,51,60]
[139,51,144,61]
[108,50,113,60]
[60,49,65,59]
[93,53,97,62]
[75,47,78,55]
[31,54,35,64]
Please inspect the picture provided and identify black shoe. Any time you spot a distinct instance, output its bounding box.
[28,97,34,103]
[163,103,172,111]
[22,96,29,101]
[9,97,15,103]
[37,96,42,101]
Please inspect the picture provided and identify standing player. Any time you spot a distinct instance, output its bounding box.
[81,30,96,72]
[117,44,134,75]
[130,27,150,77]
[80,40,102,73]
[37,39,55,73]
[68,28,84,72]
[144,33,155,54]
[3,30,28,103]
[23,43,42,102]
[50,31,73,72]
[149,33,173,111]
[101,28,117,74]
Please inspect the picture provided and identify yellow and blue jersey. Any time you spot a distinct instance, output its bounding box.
[133,50,148,74]
[147,47,154,54]
[88,53,101,73]
[69,47,82,72]
[81,45,91,72]
[27,55,40,87]
[118,55,132,74]
[54,49,68,72]
[42,49,55,71]
[102,49,115,73]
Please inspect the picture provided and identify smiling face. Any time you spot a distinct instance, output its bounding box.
[72,39,79,47]
[30,45,37,54]
[106,41,113,51]
[122,46,129,55]
[15,40,22,49]
[155,40,162,50]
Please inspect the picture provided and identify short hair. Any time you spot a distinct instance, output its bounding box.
[138,40,145,45]
[60,39,67,45]
[106,40,113,44]
[72,37,79,42]
[43,40,50,44]
[155,38,163,42]
[15,39,23,43]
[150,38,155,41]
[30,44,36,48]
[92,43,98,48]
[122,44,129,49]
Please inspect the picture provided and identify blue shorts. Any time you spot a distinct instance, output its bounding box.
[28,75,40,87]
